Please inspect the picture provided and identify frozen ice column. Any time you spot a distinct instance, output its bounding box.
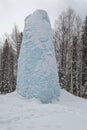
[17,10,60,103]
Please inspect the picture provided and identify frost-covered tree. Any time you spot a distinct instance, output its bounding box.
[0,25,22,93]
[1,40,10,93]
[70,36,78,95]
[0,47,2,91]
[11,25,22,59]
[11,25,23,88]
[9,45,16,91]
[0,39,16,93]
[54,8,82,96]
[54,8,76,88]
[81,16,87,97]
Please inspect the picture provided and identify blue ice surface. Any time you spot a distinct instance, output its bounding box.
[17,10,60,103]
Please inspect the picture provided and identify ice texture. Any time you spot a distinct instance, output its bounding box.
[17,9,60,103]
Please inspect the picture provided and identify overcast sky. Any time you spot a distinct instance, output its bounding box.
[0,0,87,37]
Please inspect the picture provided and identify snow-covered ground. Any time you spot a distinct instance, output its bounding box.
[0,89,87,130]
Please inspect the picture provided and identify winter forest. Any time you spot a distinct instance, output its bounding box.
[0,8,87,98]
[0,2,87,129]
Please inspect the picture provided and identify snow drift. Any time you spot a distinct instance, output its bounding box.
[17,9,60,103]
[0,90,87,130]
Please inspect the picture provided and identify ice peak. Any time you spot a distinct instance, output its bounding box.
[25,9,50,24]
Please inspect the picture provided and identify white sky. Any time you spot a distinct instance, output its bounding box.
[0,0,87,37]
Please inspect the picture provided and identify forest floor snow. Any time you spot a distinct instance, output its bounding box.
[0,89,87,130]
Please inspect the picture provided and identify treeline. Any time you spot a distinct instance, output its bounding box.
[0,25,22,93]
[54,8,87,98]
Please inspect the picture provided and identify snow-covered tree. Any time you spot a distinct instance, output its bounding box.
[0,47,2,90]
[11,25,22,59]
[81,16,87,97]
[0,39,16,93]
[9,45,16,92]
[11,25,23,86]
[54,8,82,96]
[70,36,78,95]
[1,40,10,93]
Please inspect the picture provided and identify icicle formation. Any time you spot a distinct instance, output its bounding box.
[17,10,60,103]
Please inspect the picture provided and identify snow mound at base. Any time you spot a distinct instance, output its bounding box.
[0,89,87,130]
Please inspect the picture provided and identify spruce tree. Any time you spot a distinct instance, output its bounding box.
[81,16,87,97]
[1,40,10,93]
[9,45,16,92]
[71,36,78,95]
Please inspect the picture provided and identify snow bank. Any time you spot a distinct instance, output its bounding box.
[0,89,87,130]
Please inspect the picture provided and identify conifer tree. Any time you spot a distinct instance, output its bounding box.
[1,40,10,93]
[1,39,15,93]
[9,45,16,91]
[81,16,87,97]
[70,36,78,95]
